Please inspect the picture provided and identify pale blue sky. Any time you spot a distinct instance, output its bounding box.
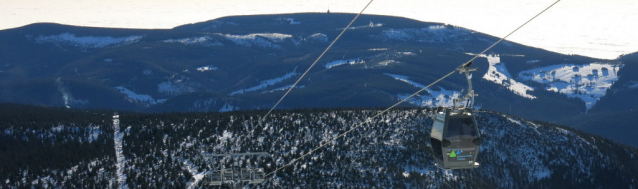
[1,0,636,59]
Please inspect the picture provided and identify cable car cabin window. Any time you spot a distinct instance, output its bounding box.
[445,117,477,140]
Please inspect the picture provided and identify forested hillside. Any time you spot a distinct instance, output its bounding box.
[1,104,636,188]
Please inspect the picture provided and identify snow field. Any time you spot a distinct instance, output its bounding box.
[519,63,621,110]
[385,73,462,107]
[481,55,536,99]
[114,86,166,107]
[230,67,298,95]
[35,33,142,49]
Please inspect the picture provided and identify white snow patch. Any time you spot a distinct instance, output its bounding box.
[306,33,328,43]
[443,170,458,181]
[399,52,416,56]
[163,36,222,46]
[482,55,536,99]
[87,125,101,143]
[506,117,542,135]
[506,117,524,127]
[527,60,541,64]
[35,33,142,49]
[183,160,205,189]
[385,73,425,88]
[368,48,388,51]
[378,60,399,67]
[519,63,622,110]
[325,58,365,69]
[66,165,79,178]
[397,87,461,107]
[230,67,298,95]
[339,21,383,30]
[56,77,89,108]
[219,130,234,142]
[196,65,218,72]
[429,25,446,30]
[263,85,305,93]
[385,73,461,107]
[221,33,292,49]
[56,78,71,108]
[114,86,165,107]
[464,52,487,57]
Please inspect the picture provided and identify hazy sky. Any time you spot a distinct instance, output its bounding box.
[1,0,636,59]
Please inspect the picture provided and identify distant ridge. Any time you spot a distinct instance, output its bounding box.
[0,13,636,147]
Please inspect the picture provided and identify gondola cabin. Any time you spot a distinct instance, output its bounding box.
[430,108,481,169]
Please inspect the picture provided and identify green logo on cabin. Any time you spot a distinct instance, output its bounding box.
[450,150,457,157]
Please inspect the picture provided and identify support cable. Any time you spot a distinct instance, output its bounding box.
[260,0,375,123]
[254,0,561,187]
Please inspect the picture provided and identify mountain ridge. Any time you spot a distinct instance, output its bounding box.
[1,13,637,147]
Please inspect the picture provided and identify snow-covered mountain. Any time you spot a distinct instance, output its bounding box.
[0,13,637,147]
[0,104,636,188]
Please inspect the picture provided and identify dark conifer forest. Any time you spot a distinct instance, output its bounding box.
[1,103,637,188]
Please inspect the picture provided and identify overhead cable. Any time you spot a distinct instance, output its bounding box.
[260,0,376,123]
[256,0,561,187]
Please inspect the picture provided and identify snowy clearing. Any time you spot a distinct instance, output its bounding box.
[163,36,223,46]
[519,63,622,110]
[220,33,292,49]
[305,33,328,43]
[196,65,218,72]
[230,67,298,95]
[325,58,365,69]
[114,86,165,107]
[183,160,205,189]
[34,33,142,49]
[385,73,461,107]
[262,85,305,93]
[482,55,536,99]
